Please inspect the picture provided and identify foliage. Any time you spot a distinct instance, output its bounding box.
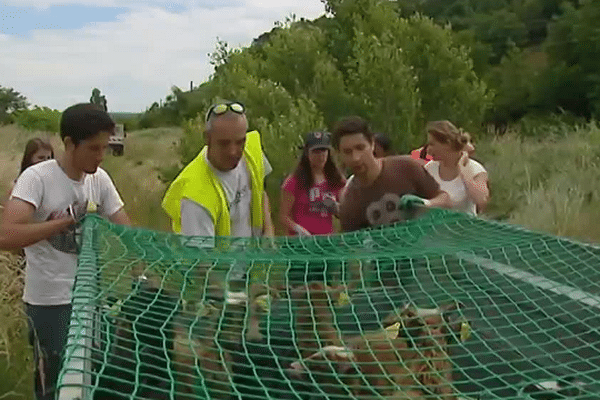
[345,30,421,150]
[136,0,599,146]
[141,0,491,159]
[12,106,62,133]
[485,46,541,123]
[543,0,600,119]
[0,86,28,124]
[377,0,592,125]
[0,251,32,400]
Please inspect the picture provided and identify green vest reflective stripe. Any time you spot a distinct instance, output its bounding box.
[161,130,265,236]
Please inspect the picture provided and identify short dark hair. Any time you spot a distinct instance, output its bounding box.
[374,132,393,153]
[331,116,374,149]
[60,103,115,146]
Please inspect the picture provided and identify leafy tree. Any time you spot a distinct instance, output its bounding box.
[144,0,491,154]
[13,106,61,133]
[544,0,600,118]
[485,46,540,123]
[345,30,421,150]
[0,86,28,123]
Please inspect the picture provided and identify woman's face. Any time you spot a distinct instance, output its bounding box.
[308,147,329,170]
[426,133,458,162]
[31,148,53,164]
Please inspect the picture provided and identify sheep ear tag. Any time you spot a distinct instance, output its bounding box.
[337,292,351,307]
[255,295,270,312]
[460,320,472,342]
[385,322,401,339]
[87,201,97,213]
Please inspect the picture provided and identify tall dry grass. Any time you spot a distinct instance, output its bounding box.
[476,122,600,242]
[100,127,182,232]
[0,251,32,399]
[0,125,62,205]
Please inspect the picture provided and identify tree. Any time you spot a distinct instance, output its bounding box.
[90,88,108,112]
[544,0,600,118]
[0,86,28,123]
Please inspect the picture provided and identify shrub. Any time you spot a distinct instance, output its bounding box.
[13,106,61,133]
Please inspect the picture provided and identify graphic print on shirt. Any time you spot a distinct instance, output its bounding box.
[308,186,336,217]
[229,182,249,210]
[365,193,402,226]
[46,199,88,254]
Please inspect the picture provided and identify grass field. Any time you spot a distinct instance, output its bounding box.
[1,121,599,399]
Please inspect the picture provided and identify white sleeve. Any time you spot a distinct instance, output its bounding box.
[10,168,43,209]
[468,159,487,177]
[181,196,216,231]
[97,169,125,218]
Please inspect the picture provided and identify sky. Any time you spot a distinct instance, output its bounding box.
[0,1,326,112]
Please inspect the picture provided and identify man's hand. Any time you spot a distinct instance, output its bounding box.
[399,194,430,210]
[0,205,76,250]
[294,224,311,236]
[322,196,339,215]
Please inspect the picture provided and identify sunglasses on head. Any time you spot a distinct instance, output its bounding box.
[205,102,245,122]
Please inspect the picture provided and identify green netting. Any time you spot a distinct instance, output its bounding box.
[56,209,600,400]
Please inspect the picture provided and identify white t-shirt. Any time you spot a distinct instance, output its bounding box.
[424,159,486,215]
[180,152,272,240]
[11,160,124,306]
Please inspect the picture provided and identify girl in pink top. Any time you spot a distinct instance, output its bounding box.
[279,131,346,236]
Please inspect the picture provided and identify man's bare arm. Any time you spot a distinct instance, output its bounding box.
[108,208,132,226]
[0,198,74,250]
[426,191,451,209]
[262,191,275,237]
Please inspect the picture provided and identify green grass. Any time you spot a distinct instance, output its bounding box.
[476,122,600,242]
[0,328,33,400]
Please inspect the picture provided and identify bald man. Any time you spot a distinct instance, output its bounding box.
[162,101,274,281]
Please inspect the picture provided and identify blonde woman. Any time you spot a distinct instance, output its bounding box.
[424,121,489,215]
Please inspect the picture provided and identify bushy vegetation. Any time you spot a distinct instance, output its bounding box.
[12,106,62,134]
[148,0,493,194]
[0,251,32,399]
[139,0,599,137]
[0,86,28,124]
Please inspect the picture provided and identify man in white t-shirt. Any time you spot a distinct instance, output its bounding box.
[0,103,131,400]
[161,101,274,283]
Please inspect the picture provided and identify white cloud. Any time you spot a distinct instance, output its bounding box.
[0,1,325,111]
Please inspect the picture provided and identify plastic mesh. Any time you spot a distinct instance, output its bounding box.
[57,209,600,399]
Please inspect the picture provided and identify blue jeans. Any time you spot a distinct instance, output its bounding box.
[24,302,73,400]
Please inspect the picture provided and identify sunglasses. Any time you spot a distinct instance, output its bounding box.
[205,102,245,122]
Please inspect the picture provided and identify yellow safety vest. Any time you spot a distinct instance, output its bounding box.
[161,130,265,236]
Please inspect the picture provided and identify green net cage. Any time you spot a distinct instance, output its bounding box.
[56,209,600,400]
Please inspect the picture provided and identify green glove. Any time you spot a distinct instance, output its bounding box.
[399,194,428,210]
